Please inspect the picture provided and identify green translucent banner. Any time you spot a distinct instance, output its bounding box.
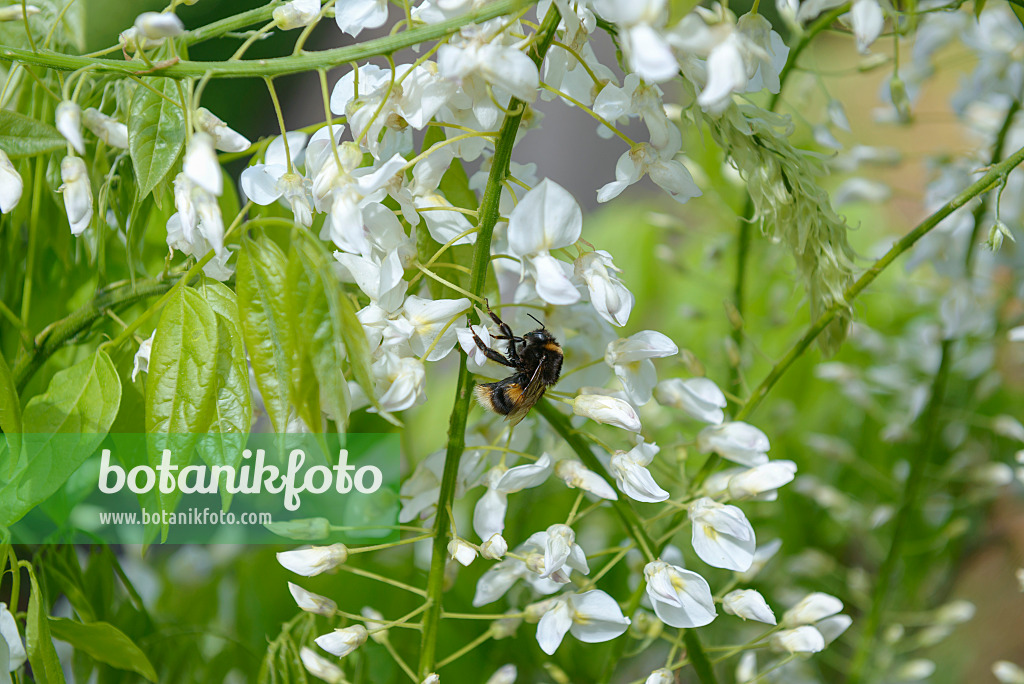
[0,433,400,545]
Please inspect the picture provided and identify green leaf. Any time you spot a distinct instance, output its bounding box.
[0,354,21,477]
[288,244,348,428]
[975,0,988,18]
[0,352,120,527]
[49,618,157,682]
[0,110,66,158]
[237,236,295,433]
[146,285,219,435]
[197,278,253,508]
[128,77,185,201]
[294,233,381,423]
[25,564,66,684]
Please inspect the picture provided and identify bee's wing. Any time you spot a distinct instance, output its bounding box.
[508,353,548,426]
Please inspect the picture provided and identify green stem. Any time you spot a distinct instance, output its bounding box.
[845,96,1020,684]
[416,7,559,680]
[735,139,1024,422]
[184,2,284,46]
[11,279,176,389]
[0,0,537,79]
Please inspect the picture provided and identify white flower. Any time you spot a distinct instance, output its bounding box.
[134,11,184,39]
[817,614,852,645]
[507,179,582,305]
[597,143,701,205]
[315,625,368,658]
[335,0,387,37]
[438,40,540,104]
[58,156,92,236]
[480,533,508,560]
[655,377,727,424]
[723,589,776,624]
[399,296,470,361]
[0,4,40,21]
[299,647,344,683]
[727,460,797,500]
[448,539,478,566]
[771,626,825,653]
[797,0,884,53]
[194,107,251,153]
[574,250,634,327]
[56,100,84,154]
[782,592,843,626]
[457,324,494,370]
[496,453,553,493]
[0,602,26,672]
[645,669,673,684]
[696,422,770,466]
[288,582,338,616]
[0,149,23,214]
[533,523,589,581]
[643,560,717,628]
[421,675,440,684]
[555,460,618,500]
[738,538,782,581]
[573,394,642,432]
[605,330,678,405]
[168,172,226,259]
[273,0,321,30]
[132,332,155,381]
[276,543,349,576]
[611,441,669,503]
[486,664,517,684]
[183,132,222,196]
[372,353,426,412]
[535,590,631,654]
[593,0,677,82]
[689,497,756,571]
[82,108,128,149]
[993,661,1024,684]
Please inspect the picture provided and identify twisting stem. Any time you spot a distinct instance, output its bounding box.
[846,96,1021,684]
[0,0,539,79]
[735,138,1024,423]
[416,7,560,680]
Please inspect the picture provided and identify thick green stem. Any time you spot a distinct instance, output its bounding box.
[845,97,1020,684]
[416,8,559,679]
[735,139,1024,422]
[0,0,536,79]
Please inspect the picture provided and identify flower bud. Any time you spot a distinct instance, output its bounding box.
[58,156,92,236]
[985,220,1014,252]
[273,0,321,30]
[421,674,440,684]
[486,664,517,684]
[82,108,128,149]
[935,600,975,625]
[56,101,84,154]
[894,659,935,681]
[491,615,521,639]
[314,624,367,658]
[770,626,825,653]
[183,132,222,196]
[782,592,843,627]
[448,538,477,567]
[0,4,40,21]
[573,394,642,432]
[993,660,1024,684]
[0,149,23,214]
[361,607,389,644]
[723,589,776,625]
[275,543,348,576]
[194,107,251,153]
[644,669,673,684]
[480,533,508,560]
[889,76,911,123]
[287,582,337,616]
[299,647,344,684]
[134,11,184,39]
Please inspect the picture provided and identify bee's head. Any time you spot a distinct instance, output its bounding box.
[524,329,554,345]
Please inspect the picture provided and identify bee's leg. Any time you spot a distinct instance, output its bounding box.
[485,307,522,365]
[471,328,517,368]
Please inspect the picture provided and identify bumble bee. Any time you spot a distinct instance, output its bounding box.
[470,307,563,425]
